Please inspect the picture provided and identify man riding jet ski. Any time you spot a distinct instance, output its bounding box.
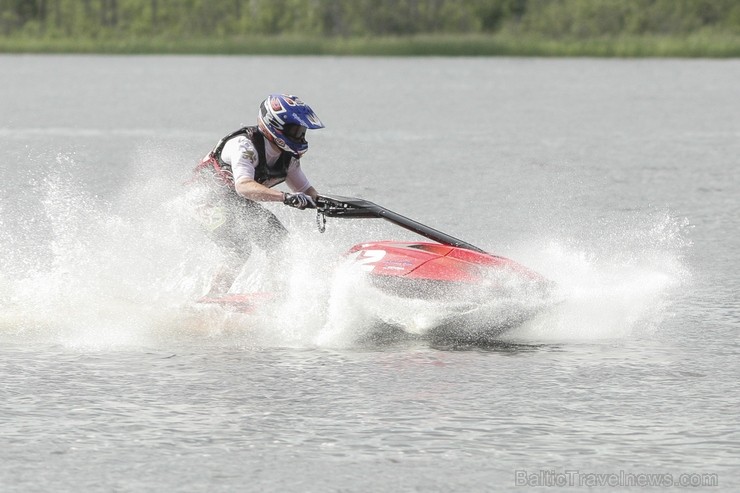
[189,94,324,297]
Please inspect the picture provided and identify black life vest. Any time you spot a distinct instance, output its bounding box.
[193,126,293,192]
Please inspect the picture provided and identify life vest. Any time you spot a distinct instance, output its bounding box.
[192,126,293,193]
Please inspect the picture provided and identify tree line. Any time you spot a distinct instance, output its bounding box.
[1,0,739,39]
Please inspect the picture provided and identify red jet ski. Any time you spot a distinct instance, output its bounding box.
[199,195,553,340]
[317,195,553,339]
[318,195,549,292]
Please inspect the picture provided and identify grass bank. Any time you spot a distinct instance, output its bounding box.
[1,33,740,57]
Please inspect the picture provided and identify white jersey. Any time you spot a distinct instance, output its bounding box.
[219,134,311,194]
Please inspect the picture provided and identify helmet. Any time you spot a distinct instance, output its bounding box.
[257,94,324,158]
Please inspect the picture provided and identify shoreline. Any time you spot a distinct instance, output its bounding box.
[2,34,740,58]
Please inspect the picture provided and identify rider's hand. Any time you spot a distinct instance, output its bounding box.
[283,192,316,210]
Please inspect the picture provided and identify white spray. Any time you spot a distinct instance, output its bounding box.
[0,152,691,348]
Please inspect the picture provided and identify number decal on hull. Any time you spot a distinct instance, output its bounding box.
[348,249,387,272]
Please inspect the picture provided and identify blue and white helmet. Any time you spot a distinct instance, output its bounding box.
[257,94,324,158]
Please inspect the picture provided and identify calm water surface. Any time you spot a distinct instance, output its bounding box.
[1,55,738,491]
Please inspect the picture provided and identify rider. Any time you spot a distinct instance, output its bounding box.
[191,94,325,296]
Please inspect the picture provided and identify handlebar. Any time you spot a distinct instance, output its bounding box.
[311,194,486,253]
[314,194,381,218]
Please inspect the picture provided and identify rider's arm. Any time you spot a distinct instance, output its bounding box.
[235,179,285,202]
[224,137,281,202]
[228,140,317,202]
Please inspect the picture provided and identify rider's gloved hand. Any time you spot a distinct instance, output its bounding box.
[283,192,316,210]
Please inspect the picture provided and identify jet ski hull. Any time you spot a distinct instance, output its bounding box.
[346,241,549,294]
[341,241,553,341]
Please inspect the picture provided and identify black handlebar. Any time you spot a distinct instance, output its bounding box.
[313,194,486,253]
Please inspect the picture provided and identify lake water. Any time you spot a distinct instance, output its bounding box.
[1,55,738,491]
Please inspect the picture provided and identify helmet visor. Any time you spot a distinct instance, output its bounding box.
[283,124,307,141]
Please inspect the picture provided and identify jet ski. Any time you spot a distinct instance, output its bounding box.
[198,194,553,341]
[317,195,553,340]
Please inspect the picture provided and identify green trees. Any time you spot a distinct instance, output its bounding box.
[1,0,738,55]
[2,0,738,39]
[516,0,740,38]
